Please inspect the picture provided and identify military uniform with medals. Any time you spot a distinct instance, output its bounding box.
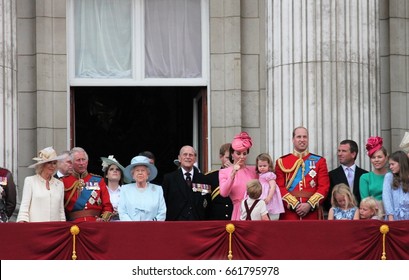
[162,166,211,221]
[63,171,113,222]
[275,150,330,220]
[204,169,233,220]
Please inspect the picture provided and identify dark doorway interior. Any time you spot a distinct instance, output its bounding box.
[73,86,202,184]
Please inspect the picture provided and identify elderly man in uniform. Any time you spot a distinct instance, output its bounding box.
[162,145,211,221]
[62,147,113,222]
[275,126,330,220]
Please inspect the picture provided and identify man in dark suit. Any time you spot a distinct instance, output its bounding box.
[324,139,368,212]
[162,145,211,221]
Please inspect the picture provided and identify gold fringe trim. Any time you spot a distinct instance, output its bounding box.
[70,225,80,260]
[225,223,235,260]
[379,224,389,260]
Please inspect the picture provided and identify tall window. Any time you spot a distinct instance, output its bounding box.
[74,0,132,78]
[145,0,202,78]
[70,0,206,85]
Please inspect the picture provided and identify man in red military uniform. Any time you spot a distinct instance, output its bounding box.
[62,147,113,222]
[275,127,330,220]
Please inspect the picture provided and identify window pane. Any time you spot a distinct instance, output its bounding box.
[74,0,132,78]
[145,0,202,78]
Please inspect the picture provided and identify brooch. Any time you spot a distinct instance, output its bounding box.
[309,170,317,178]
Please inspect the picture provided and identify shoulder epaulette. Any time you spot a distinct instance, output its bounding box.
[308,153,322,160]
[280,153,293,159]
[205,169,218,175]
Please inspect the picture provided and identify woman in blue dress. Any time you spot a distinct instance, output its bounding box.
[383,151,409,221]
[118,155,166,221]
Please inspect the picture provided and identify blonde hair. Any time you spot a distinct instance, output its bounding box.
[246,179,262,199]
[331,183,357,208]
[360,196,384,219]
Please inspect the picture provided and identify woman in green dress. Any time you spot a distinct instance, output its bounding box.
[359,136,389,201]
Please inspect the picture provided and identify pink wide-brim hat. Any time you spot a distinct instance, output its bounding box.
[231,132,253,152]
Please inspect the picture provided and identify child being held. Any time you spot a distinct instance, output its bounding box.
[255,153,284,220]
[328,183,359,220]
[359,196,384,220]
[240,179,269,221]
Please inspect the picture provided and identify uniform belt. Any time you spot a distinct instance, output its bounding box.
[290,190,313,198]
[68,209,101,220]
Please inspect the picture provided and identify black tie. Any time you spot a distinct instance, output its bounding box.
[185,172,192,188]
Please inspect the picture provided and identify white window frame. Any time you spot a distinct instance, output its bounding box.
[67,0,209,87]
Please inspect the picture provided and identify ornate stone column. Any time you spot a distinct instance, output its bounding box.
[267,0,379,170]
[0,0,17,173]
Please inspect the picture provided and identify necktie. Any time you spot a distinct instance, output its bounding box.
[346,167,354,189]
[185,172,192,188]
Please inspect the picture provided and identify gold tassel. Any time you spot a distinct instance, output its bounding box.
[70,225,80,260]
[379,224,389,260]
[225,223,235,260]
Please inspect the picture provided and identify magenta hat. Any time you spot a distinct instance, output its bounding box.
[231,132,253,152]
[366,136,383,157]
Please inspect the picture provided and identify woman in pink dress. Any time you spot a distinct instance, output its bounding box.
[219,132,258,220]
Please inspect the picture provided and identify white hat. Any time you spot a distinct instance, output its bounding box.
[399,132,409,153]
[29,147,65,168]
[124,156,158,182]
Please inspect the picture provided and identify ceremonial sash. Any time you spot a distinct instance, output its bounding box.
[288,155,321,191]
[72,176,101,211]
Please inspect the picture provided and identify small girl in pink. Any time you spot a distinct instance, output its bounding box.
[256,153,284,220]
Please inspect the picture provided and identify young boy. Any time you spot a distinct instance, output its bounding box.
[240,179,269,220]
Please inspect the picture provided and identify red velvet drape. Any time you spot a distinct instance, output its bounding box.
[1,220,407,260]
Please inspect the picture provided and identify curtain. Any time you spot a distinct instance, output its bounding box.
[75,0,132,78]
[145,0,202,78]
[1,220,408,260]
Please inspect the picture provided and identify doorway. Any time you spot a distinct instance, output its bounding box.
[71,86,207,184]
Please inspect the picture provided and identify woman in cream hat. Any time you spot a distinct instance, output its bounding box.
[118,156,166,221]
[219,132,258,220]
[359,136,389,202]
[17,147,66,222]
[399,132,409,156]
[101,155,129,220]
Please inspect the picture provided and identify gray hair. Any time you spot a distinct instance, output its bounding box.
[69,147,89,161]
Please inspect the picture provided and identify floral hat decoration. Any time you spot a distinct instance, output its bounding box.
[365,136,383,157]
[231,132,253,152]
[28,147,65,168]
[100,155,130,183]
